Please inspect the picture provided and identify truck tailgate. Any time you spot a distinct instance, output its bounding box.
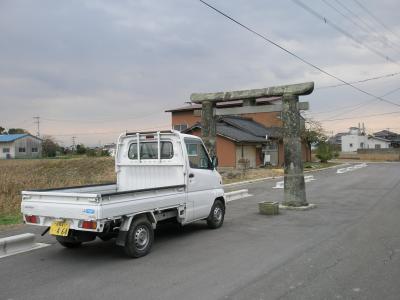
[21,191,101,220]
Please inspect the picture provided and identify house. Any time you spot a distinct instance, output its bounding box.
[373,130,400,148]
[103,143,116,157]
[166,97,311,169]
[341,127,391,152]
[0,134,42,159]
[367,135,391,149]
[341,127,367,152]
[328,132,347,149]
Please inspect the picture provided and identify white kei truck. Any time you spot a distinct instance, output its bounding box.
[21,131,225,258]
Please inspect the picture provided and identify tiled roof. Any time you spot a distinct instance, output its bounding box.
[184,116,282,143]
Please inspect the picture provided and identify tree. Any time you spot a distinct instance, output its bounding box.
[7,128,29,134]
[301,118,327,148]
[42,136,59,157]
[76,144,87,155]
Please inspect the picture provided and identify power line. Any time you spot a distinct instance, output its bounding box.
[291,0,400,65]
[316,71,400,89]
[332,0,400,51]
[321,0,400,55]
[352,0,400,42]
[321,110,400,122]
[197,0,400,109]
[318,86,400,121]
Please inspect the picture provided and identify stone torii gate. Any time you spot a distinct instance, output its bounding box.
[190,82,314,207]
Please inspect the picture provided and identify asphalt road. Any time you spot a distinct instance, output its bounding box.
[1,163,399,300]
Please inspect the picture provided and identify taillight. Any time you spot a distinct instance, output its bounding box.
[25,215,40,224]
[79,220,97,229]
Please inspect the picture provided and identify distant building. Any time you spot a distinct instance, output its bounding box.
[373,130,400,148]
[103,143,116,157]
[328,132,347,148]
[341,127,390,152]
[0,134,42,159]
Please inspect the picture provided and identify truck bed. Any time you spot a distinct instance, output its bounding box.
[21,183,186,224]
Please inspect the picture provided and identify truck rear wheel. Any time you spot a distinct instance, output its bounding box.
[124,216,154,258]
[207,200,225,229]
[56,236,82,248]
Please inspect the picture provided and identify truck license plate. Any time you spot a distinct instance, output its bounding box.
[50,221,70,236]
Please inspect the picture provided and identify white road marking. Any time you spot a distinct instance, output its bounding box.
[337,163,367,174]
[273,175,316,189]
[225,189,252,202]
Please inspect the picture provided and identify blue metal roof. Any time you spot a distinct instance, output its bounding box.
[0,134,29,142]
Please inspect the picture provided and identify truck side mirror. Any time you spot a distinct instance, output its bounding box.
[211,156,218,169]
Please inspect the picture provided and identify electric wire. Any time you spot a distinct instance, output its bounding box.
[332,0,400,50]
[197,0,400,109]
[352,0,400,42]
[291,0,400,65]
[317,71,400,89]
[320,0,400,55]
[321,110,400,122]
[318,86,400,121]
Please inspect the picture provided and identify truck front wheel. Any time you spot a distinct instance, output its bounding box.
[207,200,225,229]
[124,216,154,258]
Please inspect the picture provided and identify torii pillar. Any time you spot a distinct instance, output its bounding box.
[191,82,314,207]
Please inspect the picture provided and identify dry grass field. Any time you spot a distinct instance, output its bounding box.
[0,157,335,226]
[0,157,115,224]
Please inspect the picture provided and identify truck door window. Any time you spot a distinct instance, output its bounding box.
[128,142,173,160]
[184,139,212,170]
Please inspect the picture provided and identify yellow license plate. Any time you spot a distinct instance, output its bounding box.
[50,221,70,236]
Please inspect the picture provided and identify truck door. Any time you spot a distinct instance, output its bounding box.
[184,138,216,220]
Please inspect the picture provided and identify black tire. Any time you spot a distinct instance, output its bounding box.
[124,216,154,258]
[98,232,115,241]
[99,235,113,242]
[207,200,225,229]
[56,236,82,248]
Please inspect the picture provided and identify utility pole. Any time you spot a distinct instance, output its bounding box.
[72,136,76,152]
[33,116,40,137]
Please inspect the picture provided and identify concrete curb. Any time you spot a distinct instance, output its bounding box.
[225,189,251,202]
[0,233,49,258]
[223,163,347,188]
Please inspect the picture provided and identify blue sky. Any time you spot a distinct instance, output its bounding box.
[1,0,399,146]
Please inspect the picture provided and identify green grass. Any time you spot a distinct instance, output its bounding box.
[0,213,22,226]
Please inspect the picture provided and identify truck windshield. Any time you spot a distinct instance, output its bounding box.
[128,142,174,160]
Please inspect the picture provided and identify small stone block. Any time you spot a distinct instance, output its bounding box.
[279,203,316,211]
[258,201,279,215]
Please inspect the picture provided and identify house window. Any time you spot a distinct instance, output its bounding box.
[375,144,381,149]
[349,143,353,148]
[2,148,10,153]
[360,142,364,148]
[32,148,38,153]
[18,147,26,153]
[173,124,188,132]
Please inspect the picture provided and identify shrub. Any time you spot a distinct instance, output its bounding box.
[316,141,333,163]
